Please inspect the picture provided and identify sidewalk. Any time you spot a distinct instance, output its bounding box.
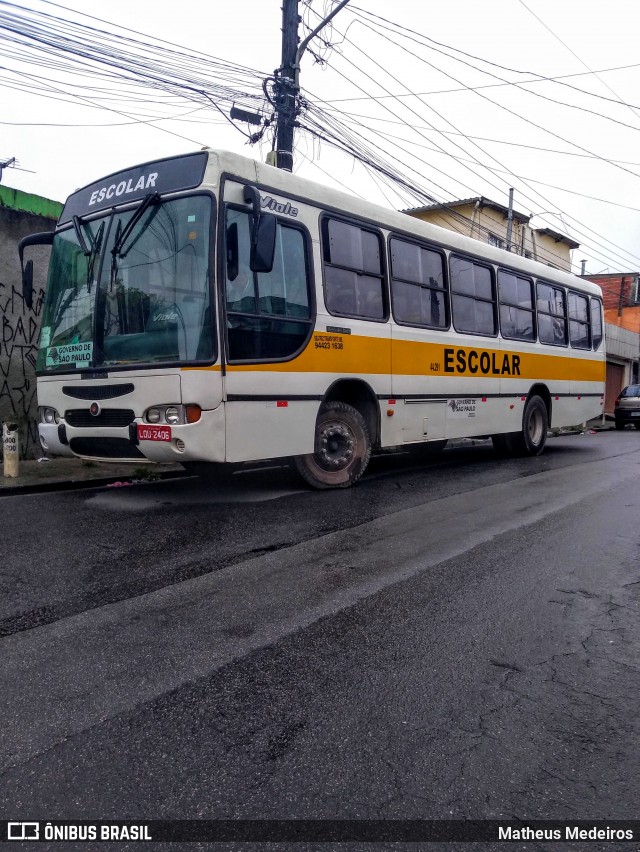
[0,456,185,496]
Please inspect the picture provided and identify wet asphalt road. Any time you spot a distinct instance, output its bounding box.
[1,431,640,851]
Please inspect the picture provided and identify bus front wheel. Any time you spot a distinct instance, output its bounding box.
[295,401,371,489]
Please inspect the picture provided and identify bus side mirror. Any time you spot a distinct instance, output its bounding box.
[251,214,276,273]
[18,231,54,310]
[243,184,276,274]
[22,260,34,309]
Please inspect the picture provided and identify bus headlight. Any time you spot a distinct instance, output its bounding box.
[142,405,201,425]
[143,405,196,425]
[39,407,60,424]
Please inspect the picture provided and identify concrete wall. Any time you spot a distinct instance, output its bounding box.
[605,321,640,366]
[0,187,61,459]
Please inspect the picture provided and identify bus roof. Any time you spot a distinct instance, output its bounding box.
[204,149,601,298]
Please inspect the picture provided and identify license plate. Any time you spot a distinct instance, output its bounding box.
[137,424,172,442]
[632,412,640,417]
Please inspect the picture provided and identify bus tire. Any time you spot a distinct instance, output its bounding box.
[493,396,548,457]
[514,394,548,456]
[295,401,371,489]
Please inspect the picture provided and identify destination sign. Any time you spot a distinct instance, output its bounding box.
[59,152,208,223]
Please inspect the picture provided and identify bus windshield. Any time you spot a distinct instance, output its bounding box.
[37,195,214,372]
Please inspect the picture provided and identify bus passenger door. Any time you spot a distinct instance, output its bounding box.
[221,185,320,462]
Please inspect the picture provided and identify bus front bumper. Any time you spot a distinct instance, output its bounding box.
[38,406,226,464]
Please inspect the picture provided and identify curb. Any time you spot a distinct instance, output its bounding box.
[0,469,190,498]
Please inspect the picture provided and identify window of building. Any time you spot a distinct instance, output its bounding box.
[568,291,591,349]
[322,218,385,320]
[536,281,567,346]
[488,233,503,249]
[498,270,535,341]
[450,255,496,336]
[390,237,447,328]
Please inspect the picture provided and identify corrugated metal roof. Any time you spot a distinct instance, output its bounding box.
[403,195,531,224]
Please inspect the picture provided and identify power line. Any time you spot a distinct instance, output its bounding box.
[516,0,640,123]
[321,9,640,269]
[350,4,640,122]
[325,60,640,106]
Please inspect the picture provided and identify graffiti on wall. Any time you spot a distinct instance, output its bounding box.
[0,280,45,459]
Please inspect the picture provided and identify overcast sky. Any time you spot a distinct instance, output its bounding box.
[2,0,640,275]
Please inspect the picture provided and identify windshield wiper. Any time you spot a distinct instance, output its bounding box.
[73,214,105,294]
[109,193,160,291]
[72,214,91,257]
[111,192,160,259]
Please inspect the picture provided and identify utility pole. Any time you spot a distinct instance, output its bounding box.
[505,188,514,251]
[275,0,299,172]
[274,0,351,171]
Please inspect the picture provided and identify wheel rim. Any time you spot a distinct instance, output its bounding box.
[315,420,356,471]
[528,407,545,446]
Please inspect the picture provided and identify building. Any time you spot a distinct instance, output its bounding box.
[0,185,62,459]
[583,272,640,320]
[404,197,579,272]
[584,272,640,414]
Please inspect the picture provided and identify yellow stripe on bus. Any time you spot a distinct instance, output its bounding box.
[227,332,605,384]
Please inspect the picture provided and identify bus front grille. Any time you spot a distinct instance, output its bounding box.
[65,409,135,428]
[69,437,144,459]
[62,383,135,400]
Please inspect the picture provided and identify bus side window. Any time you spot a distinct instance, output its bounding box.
[568,291,591,349]
[450,256,496,336]
[591,297,603,350]
[537,282,567,346]
[498,270,535,341]
[390,237,447,328]
[322,217,385,320]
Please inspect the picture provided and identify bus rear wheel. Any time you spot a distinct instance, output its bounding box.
[520,395,549,455]
[492,395,548,457]
[295,401,371,489]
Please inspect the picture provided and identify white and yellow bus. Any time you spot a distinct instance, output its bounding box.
[21,148,605,488]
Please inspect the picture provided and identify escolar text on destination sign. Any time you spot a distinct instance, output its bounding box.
[443,348,521,376]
